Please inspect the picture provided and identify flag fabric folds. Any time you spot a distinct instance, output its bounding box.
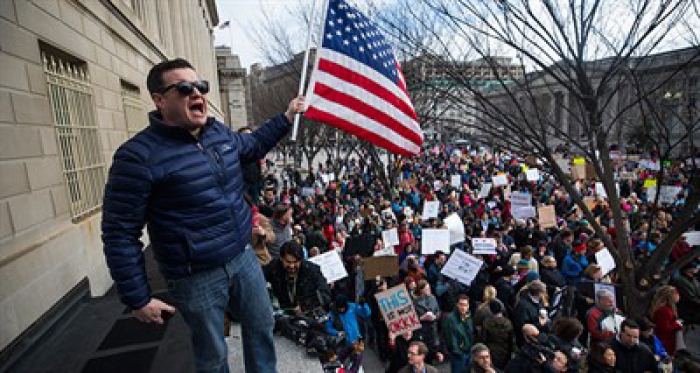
[218,20,231,29]
[304,0,423,156]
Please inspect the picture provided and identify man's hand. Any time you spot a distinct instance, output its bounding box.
[133,298,176,324]
[285,95,306,124]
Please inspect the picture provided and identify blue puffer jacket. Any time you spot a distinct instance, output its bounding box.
[102,111,290,310]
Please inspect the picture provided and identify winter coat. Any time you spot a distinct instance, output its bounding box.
[651,305,682,354]
[325,302,371,345]
[514,295,549,340]
[442,309,475,355]
[671,273,700,324]
[263,259,331,311]
[611,337,659,373]
[586,306,623,343]
[102,111,290,309]
[562,252,588,284]
[481,314,514,370]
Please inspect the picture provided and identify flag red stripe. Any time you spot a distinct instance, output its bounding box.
[305,107,415,156]
[312,81,423,146]
[317,58,418,122]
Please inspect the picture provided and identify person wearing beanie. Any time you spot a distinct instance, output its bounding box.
[562,241,589,285]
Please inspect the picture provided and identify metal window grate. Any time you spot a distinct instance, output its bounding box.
[43,53,106,222]
[121,81,145,137]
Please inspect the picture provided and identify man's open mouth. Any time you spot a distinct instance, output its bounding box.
[189,102,204,114]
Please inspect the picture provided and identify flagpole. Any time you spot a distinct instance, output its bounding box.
[290,0,324,142]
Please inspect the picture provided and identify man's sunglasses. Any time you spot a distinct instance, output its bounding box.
[160,80,210,95]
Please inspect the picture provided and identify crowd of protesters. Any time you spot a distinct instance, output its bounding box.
[245,143,700,373]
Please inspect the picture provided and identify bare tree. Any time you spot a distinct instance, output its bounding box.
[376,0,700,317]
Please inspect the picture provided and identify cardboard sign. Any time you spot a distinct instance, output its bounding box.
[364,256,399,279]
[451,175,462,188]
[472,238,497,255]
[526,169,540,182]
[421,229,450,255]
[571,165,586,180]
[308,250,348,283]
[595,248,616,276]
[422,201,440,220]
[478,183,492,199]
[538,205,557,229]
[509,192,532,209]
[382,228,400,247]
[441,249,483,286]
[444,213,465,245]
[493,174,509,187]
[374,284,421,336]
[683,231,700,246]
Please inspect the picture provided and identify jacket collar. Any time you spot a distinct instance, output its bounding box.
[148,110,216,141]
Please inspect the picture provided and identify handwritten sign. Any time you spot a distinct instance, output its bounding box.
[683,231,700,246]
[422,201,440,220]
[493,174,509,187]
[421,229,450,255]
[364,256,399,279]
[596,248,616,276]
[382,228,400,247]
[526,169,540,182]
[478,183,492,199]
[509,192,532,209]
[472,238,497,255]
[375,284,421,336]
[444,213,465,245]
[301,187,315,197]
[441,249,483,286]
[512,206,537,220]
[659,186,682,204]
[538,205,557,229]
[451,175,462,188]
[308,250,348,283]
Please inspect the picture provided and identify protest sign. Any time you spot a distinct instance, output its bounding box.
[555,157,571,174]
[537,205,557,229]
[526,169,540,182]
[451,175,462,188]
[301,187,315,197]
[421,229,450,255]
[509,192,532,209]
[472,238,497,255]
[512,206,537,220]
[441,250,483,286]
[493,174,509,187]
[619,171,635,180]
[321,174,330,184]
[421,201,440,220]
[683,231,700,246]
[659,186,682,204]
[571,165,586,180]
[382,228,400,248]
[309,250,348,283]
[643,179,657,188]
[364,256,400,279]
[374,284,421,336]
[573,157,586,166]
[595,248,616,276]
[374,246,395,256]
[444,213,465,245]
[478,183,492,199]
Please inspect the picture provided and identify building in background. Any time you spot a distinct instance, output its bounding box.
[0,0,222,365]
[216,46,249,129]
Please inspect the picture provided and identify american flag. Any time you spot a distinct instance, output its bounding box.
[218,20,231,29]
[304,0,423,156]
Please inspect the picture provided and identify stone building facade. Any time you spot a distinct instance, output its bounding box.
[216,46,249,130]
[0,0,223,358]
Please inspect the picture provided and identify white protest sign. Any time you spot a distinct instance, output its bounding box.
[594,283,621,312]
[301,187,315,197]
[659,186,682,204]
[526,169,540,182]
[441,249,483,286]
[421,201,440,220]
[683,231,700,246]
[472,238,497,255]
[512,206,537,220]
[308,250,348,283]
[451,175,462,188]
[374,246,395,256]
[321,174,330,184]
[444,213,465,245]
[382,228,400,247]
[493,174,509,187]
[421,229,450,255]
[329,173,336,181]
[595,182,607,198]
[595,248,616,276]
[509,192,532,209]
[374,284,421,336]
[478,183,492,199]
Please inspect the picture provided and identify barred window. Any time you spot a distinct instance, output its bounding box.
[121,80,145,137]
[42,49,106,222]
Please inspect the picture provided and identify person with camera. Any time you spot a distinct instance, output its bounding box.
[504,324,568,373]
[264,240,331,315]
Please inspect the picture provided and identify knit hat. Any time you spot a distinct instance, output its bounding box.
[525,271,540,282]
